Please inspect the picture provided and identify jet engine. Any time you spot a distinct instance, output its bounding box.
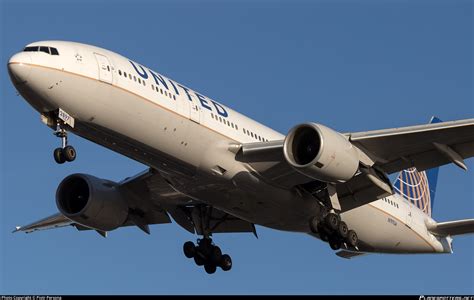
[283,123,360,183]
[56,174,128,231]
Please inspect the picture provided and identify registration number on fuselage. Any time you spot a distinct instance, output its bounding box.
[387,217,398,226]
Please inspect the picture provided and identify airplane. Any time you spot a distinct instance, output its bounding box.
[7,40,474,274]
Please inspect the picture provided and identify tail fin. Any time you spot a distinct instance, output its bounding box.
[393,116,442,217]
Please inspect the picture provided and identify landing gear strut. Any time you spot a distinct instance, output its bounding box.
[183,238,232,274]
[53,121,76,164]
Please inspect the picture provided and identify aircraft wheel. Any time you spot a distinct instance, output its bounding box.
[183,241,196,258]
[325,213,339,231]
[347,230,359,247]
[53,147,66,164]
[63,145,76,162]
[328,236,341,251]
[338,221,349,239]
[220,254,232,271]
[211,246,222,264]
[204,263,217,274]
[316,223,329,241]
[309,216,319,233]
[194,254,205,266]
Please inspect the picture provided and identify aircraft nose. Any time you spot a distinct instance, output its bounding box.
[8,52,32,84]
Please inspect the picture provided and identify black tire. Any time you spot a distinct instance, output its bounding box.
[309,216,319,233]
[204,263,217,274]
[53,148,65,164]
[198,238,213,256]
[325,213,339,231]
[220,254,232,271]
[183,241,196,258]
[194,254,205,266]
[63,145,76,162]
[328,236,341,251]
[338,221,349,239]
[347,230,358,247]
[317,223,329,242]
[211,246,222,264]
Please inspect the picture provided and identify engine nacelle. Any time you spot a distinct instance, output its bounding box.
[56,174,128,231]
[283,123,359,183]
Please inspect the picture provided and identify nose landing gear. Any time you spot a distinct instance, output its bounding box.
[53,122,76,164]
[183,238,232,274]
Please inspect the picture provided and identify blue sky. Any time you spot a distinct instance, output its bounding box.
[1,0,473,295]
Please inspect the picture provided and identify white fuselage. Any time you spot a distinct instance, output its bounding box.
[8,41,452,255]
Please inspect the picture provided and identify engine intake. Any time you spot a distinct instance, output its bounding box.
[56,174,128,231]
[283,123,359,183]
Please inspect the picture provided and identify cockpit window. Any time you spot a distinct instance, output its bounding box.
[24,46,39,52]
[23,46,59,55]
[39,46,50,54]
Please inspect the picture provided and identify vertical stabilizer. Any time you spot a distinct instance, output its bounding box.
[393,116,441,216]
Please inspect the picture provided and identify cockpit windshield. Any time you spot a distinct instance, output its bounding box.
[23,46,59,55]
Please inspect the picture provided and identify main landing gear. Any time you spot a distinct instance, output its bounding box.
[183,238,232,274]
[310,213,359,251]
[53,122,76,164]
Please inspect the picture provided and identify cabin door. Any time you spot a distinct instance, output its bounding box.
[94,53,113,84]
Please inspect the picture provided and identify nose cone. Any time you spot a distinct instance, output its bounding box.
[8,52,32,84]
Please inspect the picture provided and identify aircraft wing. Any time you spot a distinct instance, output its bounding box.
[13,213,73,234]
[14,168,256,237]
[349,118,474,174]
[235,118,474,212]
[238,118,474,178]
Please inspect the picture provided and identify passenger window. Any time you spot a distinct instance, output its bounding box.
[138,78,141,84]
[107,66,110,72]
[119,70,122,76]
[235,125,238,130]
[129,74,132,80]
[160,89,163,94]
[40,46,50,54]
[134,76,137,82]
[50,47,59,55]
[173,95,176,100]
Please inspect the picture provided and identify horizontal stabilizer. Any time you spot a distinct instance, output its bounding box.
[427,219,474,236]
